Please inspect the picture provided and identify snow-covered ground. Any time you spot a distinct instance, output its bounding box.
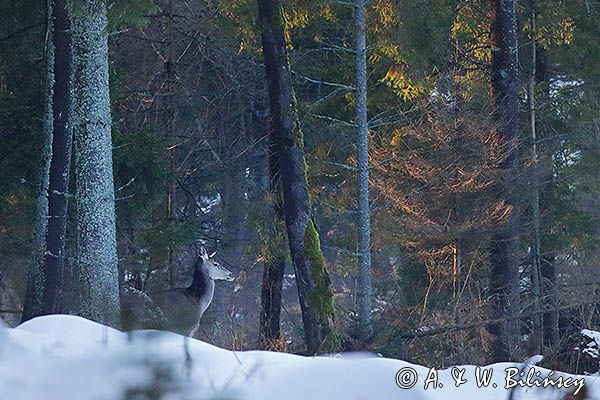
[0,315,598,399]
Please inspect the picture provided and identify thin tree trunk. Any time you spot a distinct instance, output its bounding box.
[259,258,285,348]
[42,0,72,315]
[528,5,543,354]
[72,0,121,327]
[355,0,373,341]
[452,240,462,325]
[488,0,521,362]
[21,0,55,322]
[256,0,340,354]
[166,0,176,286]
[260,126,286,349]
[22,0,72,321]
[534,43,559,351]
[541,253,559,347]
[205,156,246,344]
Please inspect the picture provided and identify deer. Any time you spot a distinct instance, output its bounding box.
[121,247,235,337]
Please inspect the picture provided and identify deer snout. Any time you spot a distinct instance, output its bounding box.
[224,271,235,282]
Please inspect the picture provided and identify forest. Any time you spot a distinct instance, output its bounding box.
[1,0,600,398]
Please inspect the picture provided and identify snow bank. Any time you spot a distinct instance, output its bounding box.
[0,315,598,399]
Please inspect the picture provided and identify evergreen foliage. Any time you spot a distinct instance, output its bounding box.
[2,0,600,367]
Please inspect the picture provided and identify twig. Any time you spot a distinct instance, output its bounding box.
[393,300,600,339]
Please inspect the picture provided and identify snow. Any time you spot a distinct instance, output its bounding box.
[524,354,544,366]
[0,315,599,399]
[582,329,600,359]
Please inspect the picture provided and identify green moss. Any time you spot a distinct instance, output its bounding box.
[265,218,288,264]
[304,219,341,353]
[289,77,304,147]
[294,126,304,147]
[274,5,287,32]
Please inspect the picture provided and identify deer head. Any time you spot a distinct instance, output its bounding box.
[199,247,235,282]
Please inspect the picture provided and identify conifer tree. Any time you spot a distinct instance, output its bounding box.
[488,0,521,362]
[256,0,341,354]
[71,0,120,327]
[22,0,72,322]
[354,0,373,341]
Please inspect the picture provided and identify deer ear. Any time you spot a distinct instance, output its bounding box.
[200,246,209,261]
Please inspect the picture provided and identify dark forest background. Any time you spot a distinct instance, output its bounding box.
[2,0,600,372]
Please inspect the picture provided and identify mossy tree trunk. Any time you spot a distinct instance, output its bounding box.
[256,0,341,354]
[72,0,121,327]
[488,0,521,362]
[22,0,73,322]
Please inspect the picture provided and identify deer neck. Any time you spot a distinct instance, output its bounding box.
[186,262,215,303]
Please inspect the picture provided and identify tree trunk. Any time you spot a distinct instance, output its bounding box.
[165,0,176,286]
[535,42,559,351]
[256,0,340,354]
[22,0,72,322]
[355,0,373,341]
[541,253,559,348]
[259,127,286,349]
[42,0,72,316]
[528,5,543,354]
[488,0,521,362]
[259,258,285,348]
[203,159,246,344]
[72,0,121,327]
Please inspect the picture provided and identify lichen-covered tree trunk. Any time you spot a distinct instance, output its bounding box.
[23,0,72,321]
[256,0,340,354]
[71,0,121,327]
[488,0,521,362]
[21,0,56,322]
[42,0,73,316]
[355,0,373,341]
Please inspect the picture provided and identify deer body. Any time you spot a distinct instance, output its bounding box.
[156,258,216,337]
[121,248,234,337]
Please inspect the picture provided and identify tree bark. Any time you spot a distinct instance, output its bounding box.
[541,253,559,348]
[22,0,54,322]
[259,258,285,348]
[256,0,340,354]
[22,0,72,322]
[534,41,559,351]
[355,0,373,341]
[42,0,72,316]
[528,4,543,354]
[72,0,121,327]
[165,0,176,286]
[488,0,521,362]
[259,126,286,349]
